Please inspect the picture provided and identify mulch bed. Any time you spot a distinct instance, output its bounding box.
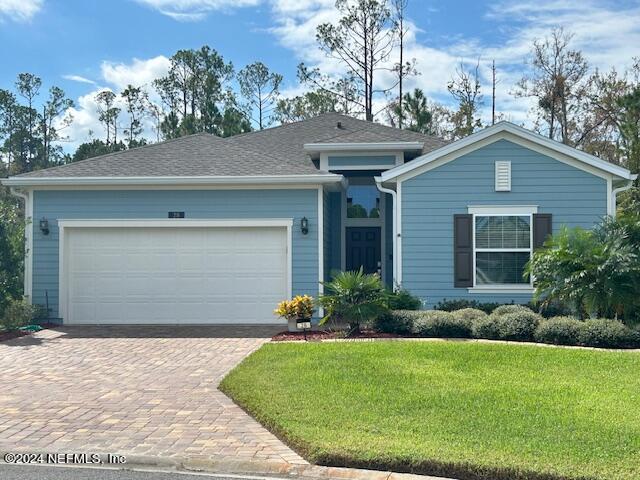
[272,329,413,342]
[0,323,56,343]
[0,330,31,342]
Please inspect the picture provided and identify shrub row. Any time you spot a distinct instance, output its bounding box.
[372,305,639,349]
[433,298,574,318]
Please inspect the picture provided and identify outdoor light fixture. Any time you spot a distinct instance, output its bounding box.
[300,217,309,235]
[296,318,312,340]
[39,218,49,235]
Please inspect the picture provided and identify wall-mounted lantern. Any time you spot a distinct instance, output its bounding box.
[39,218,49,236]
[300,217,309,235]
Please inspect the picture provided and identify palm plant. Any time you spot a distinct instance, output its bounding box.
[527,214,640,320]
[317,268,387,335]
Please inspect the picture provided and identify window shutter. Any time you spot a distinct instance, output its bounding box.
[454,214,473,287]
[533,214,552,249]
[495,161,511,191]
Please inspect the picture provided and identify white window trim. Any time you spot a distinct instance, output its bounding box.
[468,208,537,293]
[57,218,294,322]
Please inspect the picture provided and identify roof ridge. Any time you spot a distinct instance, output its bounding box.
[16,132,219,178]
[227,112,348,140]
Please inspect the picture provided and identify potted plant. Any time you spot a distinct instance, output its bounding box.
[274,295,315,331]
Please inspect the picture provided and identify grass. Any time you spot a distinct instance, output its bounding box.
[220,341,640,480]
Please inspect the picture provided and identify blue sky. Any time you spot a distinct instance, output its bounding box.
[1,0,639,148]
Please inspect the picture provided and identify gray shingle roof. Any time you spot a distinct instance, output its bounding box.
[15,113,447,179]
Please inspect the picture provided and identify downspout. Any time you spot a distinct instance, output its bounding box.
[9,187,31,301]
[375,177,398,291]
[611,176,637,217]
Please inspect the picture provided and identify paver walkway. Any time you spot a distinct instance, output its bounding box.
[0,326,306,465]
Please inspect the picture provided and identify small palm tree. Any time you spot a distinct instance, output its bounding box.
[318,268,387,335]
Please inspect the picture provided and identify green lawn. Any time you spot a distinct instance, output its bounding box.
[220,341,640,480]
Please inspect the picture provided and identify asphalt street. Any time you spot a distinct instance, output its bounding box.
[0,465,288,480]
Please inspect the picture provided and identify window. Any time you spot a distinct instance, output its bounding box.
[346,184,380,218]
[474,215,532,285]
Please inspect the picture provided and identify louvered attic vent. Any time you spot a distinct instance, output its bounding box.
[495,161,511,191]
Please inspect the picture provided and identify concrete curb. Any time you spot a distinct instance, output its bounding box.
[0,450,453,480]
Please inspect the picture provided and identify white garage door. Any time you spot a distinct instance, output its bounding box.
[62,226,289,324]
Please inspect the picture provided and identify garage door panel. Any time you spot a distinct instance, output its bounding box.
[64,226,289,325]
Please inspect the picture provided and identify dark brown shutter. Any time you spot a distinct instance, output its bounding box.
[533,214,553,249]
[454,214,473,287]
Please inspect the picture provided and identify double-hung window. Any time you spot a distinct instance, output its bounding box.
[474,214,532,286]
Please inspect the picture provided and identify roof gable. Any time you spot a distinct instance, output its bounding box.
[381,122,636,183]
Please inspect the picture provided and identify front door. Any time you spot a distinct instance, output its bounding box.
[346,227,381,274]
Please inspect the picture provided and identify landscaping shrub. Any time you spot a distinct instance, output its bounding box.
[371,310,418,334]
[318,268,387,334]
[412,310,472,338]
[452,308,488,323]
[527,215,640,322]
[433,298,501,314]
[528,300,574,318]
[1,298,36,332]
[471,316,501,339]
[385,288,422,310]
[492,304,533,317]
[495,311,542,341]
[579,319,638,348]
[534,317,585,345]
[472,310,542,341]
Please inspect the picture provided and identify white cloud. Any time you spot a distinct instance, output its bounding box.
[0,0,42,22]
[60,56,172,151]
[62,74,96,85]
[134,0,261,20]
[101,56,171,91]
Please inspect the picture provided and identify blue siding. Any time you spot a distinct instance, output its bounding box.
[401,139,608,307]
[328,155,395,168]
[32,189,319,318]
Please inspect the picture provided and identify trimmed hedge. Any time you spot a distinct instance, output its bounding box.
[433,299,502,314]
[492,304,534,317]
[370,308,640,349]
[579,319,638,349]
[372,310,419,334]
[412,311,472,338]
[534,317,584,346]
[452,308,488,323]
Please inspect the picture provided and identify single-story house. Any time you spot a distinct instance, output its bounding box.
[2,113,636,325]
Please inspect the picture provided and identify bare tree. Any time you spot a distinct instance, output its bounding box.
[391,0,416,128]
[514,28,588,144]
[447,60,483,139]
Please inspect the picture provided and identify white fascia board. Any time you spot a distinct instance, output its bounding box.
[381,122,635,182]
[303,142,423,152]
[1,174,344,187]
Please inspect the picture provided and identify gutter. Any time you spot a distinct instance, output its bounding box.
[0,174,344,188]
[375,177,399,290]
[8,187,32,302]
[611,176,638,217]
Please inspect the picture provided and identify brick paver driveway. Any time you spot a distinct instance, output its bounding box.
[0,326,305,465]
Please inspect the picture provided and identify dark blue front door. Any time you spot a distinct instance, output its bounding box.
[346,227,381,274]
